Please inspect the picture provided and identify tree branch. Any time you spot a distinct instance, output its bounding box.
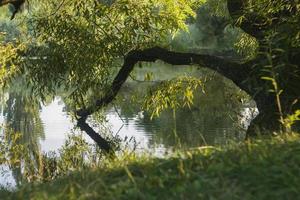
[77,116,112,153]
[75,47,252,151]
[76,46,251,119]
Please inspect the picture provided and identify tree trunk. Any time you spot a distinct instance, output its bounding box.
[77,116,112,153]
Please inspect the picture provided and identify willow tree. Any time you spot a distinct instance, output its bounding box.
[0,0,299,152]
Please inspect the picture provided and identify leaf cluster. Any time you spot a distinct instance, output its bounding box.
[143,76,204,119]
[17,0,201,100]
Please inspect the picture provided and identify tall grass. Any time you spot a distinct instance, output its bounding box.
[1,134,300,200]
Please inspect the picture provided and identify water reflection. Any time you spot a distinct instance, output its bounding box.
[0,92,44,186]
[112,72,248,149]
[0,65,255,187]
[39,99,75,152]
[2,92,45,145]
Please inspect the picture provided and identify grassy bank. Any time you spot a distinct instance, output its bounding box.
[1,135,300,200]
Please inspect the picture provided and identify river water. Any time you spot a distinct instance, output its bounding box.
[0,64,257,187]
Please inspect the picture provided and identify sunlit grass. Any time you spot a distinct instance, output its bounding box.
[1,133,300,200]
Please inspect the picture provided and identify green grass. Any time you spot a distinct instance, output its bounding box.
[2,135,300,200]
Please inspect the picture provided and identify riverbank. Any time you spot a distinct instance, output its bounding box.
[1,134,300,200]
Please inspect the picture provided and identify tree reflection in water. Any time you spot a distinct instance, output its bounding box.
[1,90,45,186]
[0,66,255,186]
[112,66,252,149]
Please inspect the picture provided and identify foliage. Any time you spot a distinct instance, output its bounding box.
[284,110,300,130]
[40,133,116,181]
[170,0,258,60]
[234,32,257,59]
[1,134,300,199]
[0,7,23,42]
[251,0,300,129]
[0,130,43,185]
[242,0,300,61]
[0,131,25,168]
[0,130,108,184]
[143,76,204,119]
[233,0,300,132]
[0,0,203,103]
[0,38,26,88]
[0,120,135,185]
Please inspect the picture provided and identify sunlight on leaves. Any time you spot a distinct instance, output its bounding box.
[143,76,204,119]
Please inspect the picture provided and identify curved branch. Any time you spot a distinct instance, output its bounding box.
[76,46,251,118]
